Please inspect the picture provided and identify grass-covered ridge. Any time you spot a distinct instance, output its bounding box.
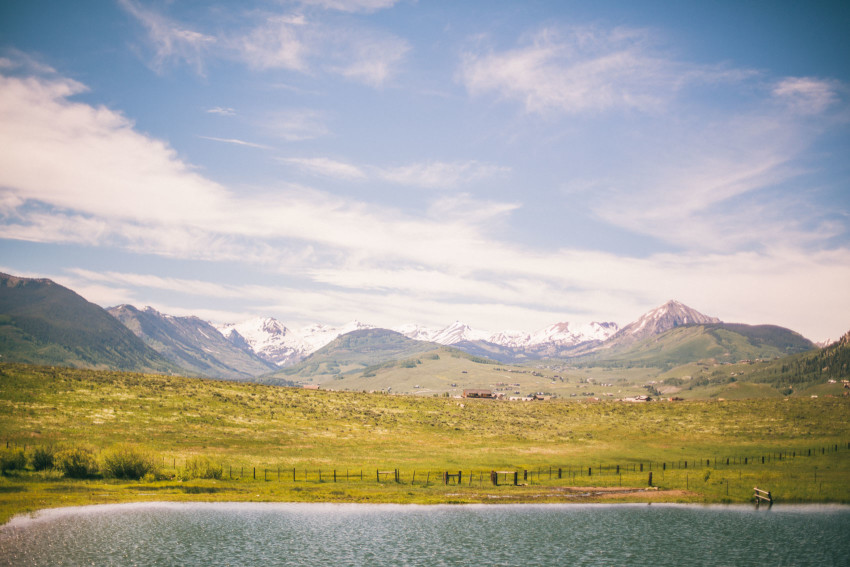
[1,363,848,523]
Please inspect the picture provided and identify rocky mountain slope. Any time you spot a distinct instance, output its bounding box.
[108,305,276,380]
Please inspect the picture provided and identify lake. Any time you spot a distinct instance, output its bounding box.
[1,502,848,566]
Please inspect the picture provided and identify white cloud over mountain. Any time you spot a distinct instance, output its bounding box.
[1,4,848,344]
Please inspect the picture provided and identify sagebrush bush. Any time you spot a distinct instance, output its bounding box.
[0,448,27,473]
[55,446,99,478]
[30,445,56,471]
[102,444,158,480]
[182,456,223,480]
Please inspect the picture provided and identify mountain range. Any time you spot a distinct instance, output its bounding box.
[212,316,622,368]
[0,273,825,388]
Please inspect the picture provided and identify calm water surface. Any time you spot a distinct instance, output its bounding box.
[1,502,848,566]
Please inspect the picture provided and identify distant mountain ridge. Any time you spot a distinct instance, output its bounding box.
[0,272,826,385]
[216,316,621,366]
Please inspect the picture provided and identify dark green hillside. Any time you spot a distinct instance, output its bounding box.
[575,323,815,370]
[732,329,850,391]
[0,273,178,373]
[267,329,439,383]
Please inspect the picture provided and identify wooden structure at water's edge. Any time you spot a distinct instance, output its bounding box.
[753,487,773,506]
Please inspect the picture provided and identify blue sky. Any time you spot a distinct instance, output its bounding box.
[1,0,848,342]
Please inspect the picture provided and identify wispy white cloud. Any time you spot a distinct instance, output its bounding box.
[772,77,842,115]
[280,156,510,188]
[296,0,400,13]
[199,136,272,149]
[2,69,848,342]
[118,0,216,75]
[379,160,510,189]
[235,14,309,71]
[327,30,410,87]
[119,2,408,87]
[458,26,745,115]
[280,157,368,180]
[459,26,674,114]
[265,108,330,141]
[206,106,236,116]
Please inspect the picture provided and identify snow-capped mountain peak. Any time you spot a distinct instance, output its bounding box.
[216,318,375,366]
[617,300,720,341]
[431,321,489,345]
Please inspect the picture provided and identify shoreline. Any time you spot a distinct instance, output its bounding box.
[6,498,850,530]
[5,482,847,528]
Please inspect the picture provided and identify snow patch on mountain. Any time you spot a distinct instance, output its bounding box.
[392,320,619,348]
[217,318,374,366]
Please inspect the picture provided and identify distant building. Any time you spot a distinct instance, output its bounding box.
[462,389,493,398]
[303,384,320,390]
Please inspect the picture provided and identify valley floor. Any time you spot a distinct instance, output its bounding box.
[1,363,848,523]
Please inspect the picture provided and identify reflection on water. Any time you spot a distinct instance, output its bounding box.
[2,502,849,566]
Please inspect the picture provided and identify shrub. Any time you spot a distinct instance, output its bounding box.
[102,444,157,480]
[0,448,27,473]
[30,445,56,471]
[55,446,99,478]
[182,456,223,480]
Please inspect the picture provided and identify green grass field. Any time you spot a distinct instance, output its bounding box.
[1,363,848,524]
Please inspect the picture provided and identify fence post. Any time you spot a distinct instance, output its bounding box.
[648,472,653,487]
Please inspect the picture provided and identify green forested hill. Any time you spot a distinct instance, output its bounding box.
[0,273,178,373]
[574,323,815,370]
[265,329,439,383]
[738,330,850,389]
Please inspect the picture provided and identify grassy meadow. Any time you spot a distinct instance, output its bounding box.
[1,363,849,524]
